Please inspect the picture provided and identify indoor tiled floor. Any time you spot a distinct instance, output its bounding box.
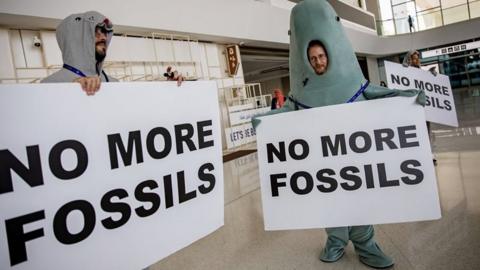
[152,98,480,270]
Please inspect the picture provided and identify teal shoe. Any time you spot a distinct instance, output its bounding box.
[358,244,394,269]
[319,247,344,263]
[320,227,349,263]
[350,226,394,269]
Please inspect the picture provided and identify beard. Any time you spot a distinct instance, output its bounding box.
[95,42,107,62]
[95,49,106,62]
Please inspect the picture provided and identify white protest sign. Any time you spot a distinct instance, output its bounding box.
[384,60,458,127]
[256,97,441,230]
[0,82,224,270]
[225,122,257,149]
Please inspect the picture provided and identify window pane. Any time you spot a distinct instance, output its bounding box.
[379,0,393,20]
[442,4,469,24]
[417,9,443,30]
[441,0,467,9]
[392,0,408,5]
[393,1,416,19]
[378,20,396,35]
[415,0,440,11]
[395,17,411,34]
[470,1,480,19]
[442,56,467,88]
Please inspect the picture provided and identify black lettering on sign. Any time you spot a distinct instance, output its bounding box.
[146,127,172,159]
[316,168,337,193]
[49,140,88,180]
[101,189,132,229]
[174,123,197,154]
[163,174,174,209]
[267,141,286,163]
[374,128,398,151]
[321,134,346,157]
[349,132,372,153]
[340,166,362,191]
[108,131,144,169]
[5,211,45,266]
[134,180,161,218]
[53,200,96,245]
[290,171,314,195]
[398,125,419,148]
[0,146,43,194]
[377,163,400,187]
[198,163,216,194]
[391,74,410,86]
[400,159,424,185]
[270,173,287,197]
[177,171,197,204]
[288,139,309,160]
[197,120,214,149]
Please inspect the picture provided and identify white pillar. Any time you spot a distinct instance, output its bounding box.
[360,0,367,11]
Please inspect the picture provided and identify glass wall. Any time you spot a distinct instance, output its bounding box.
[377,0,480,35]
[419,41,480,90]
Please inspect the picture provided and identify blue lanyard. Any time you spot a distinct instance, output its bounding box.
[63,64,110,82]
[288,80,370,110]
[346,80,369,103]
[63,64,87,77]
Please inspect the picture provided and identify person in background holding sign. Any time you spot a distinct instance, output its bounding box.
[402,50,438,165]
[41,11,182,94]
[253,0,427,268]
[271,89,286,110]
[41,11,116,94]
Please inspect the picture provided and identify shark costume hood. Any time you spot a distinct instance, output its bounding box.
[289,0,365,107]
[285,0,423,109]
[41,11,118,83]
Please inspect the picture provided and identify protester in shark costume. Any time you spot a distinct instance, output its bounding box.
[253,0,425,268]
[41,11,117,94]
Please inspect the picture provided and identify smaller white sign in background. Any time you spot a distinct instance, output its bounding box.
[225,122,257,149]
[229,107,271,126]
[256,97,441,230]
[384,60,458,127]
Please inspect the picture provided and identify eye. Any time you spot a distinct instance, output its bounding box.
[288,30,291,36]
[336,16,340,22]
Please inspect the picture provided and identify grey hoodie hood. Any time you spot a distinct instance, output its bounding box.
[402,50,420,67]
[42,11,116,83]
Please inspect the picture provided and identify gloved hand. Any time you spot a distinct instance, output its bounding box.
[416,89,426,106]
[395,89,426,106]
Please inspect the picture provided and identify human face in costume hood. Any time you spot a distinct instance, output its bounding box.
[289,0,366,106]
[56,11,113,76]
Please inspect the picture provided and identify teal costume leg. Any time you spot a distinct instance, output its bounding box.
[320,227,348,262]
[350,225,394,269]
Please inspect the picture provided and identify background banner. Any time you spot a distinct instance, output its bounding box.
[0,81,224,270]
[256,97,441,230]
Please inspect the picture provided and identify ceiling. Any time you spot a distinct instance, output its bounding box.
[240,46,289,83]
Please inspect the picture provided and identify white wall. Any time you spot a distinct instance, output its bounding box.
[366,57,380,85]
[0,0,290,45]
[1,0,478,54]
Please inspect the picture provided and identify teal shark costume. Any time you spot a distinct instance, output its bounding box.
[254,0,425,268]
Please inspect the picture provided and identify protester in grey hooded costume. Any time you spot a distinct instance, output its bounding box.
[41,11,117,94]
